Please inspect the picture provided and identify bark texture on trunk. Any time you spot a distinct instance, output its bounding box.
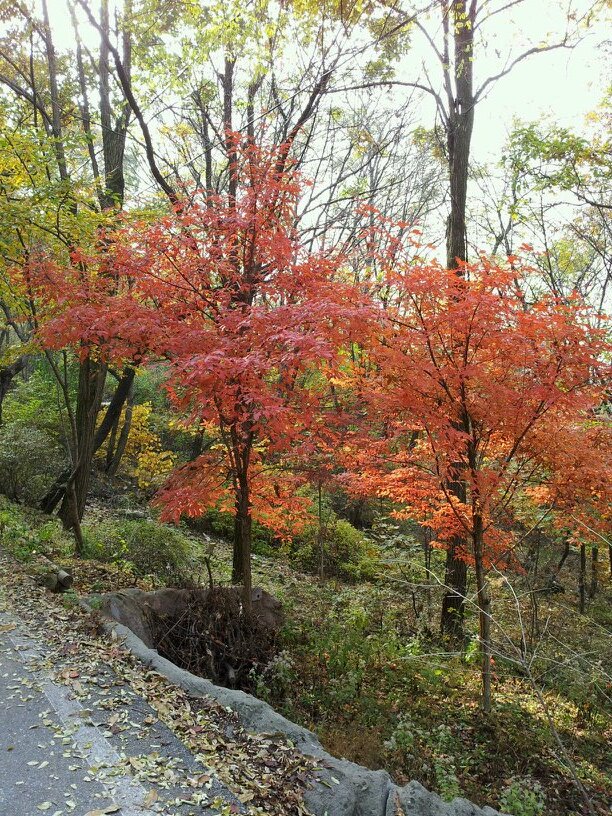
[440,1,476,638]
[440,542,469,637]
[40,368,135,514]
[441,416,471,637]
[473,513,492,712]
[232,470,252,610]
[445,2,475,271]
[58,357,107,527]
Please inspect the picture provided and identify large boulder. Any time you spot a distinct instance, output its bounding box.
[98,586,283,649]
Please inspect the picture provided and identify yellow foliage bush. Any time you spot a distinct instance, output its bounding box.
[98,402,175,489]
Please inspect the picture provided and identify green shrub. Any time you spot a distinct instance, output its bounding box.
[1,367,68,433]
[383,716,461,800]
[250,650,297,703]
[0,423,67,504]
[197,508,234,540]
[328,489,377,529]
[0,497,72,561]
[132,365,170,411]
[191,508,277,556]
[82,519,194,583]
[499,777,546,816]
[289,518,380,581]
[431,725,462,801]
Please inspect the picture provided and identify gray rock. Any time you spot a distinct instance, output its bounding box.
[98,585,284,649]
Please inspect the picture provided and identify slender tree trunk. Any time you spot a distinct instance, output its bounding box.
[578,543,586,613]
[63,481,85,556]
[440,2,476,637]
[441,546,469,637]
[441,459,469,637]
[223,56,238,206]
[191,429,204,460]
[107,395,133,476]
[40,366,135,514]
[59,357,106,527]
[557,539,571,573]
[528,586,540,651]
[105,413,120,471]
[232,507,244,584]
[473,515,492,712]
[235,469,252,609]
[445,2,475,271]
[589,546,598,598]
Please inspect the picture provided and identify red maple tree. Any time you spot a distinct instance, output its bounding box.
[340,253,611,709]
[28,139,364,604]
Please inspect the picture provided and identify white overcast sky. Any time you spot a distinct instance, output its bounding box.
[44,0,610,166]
[399,0,611,163]
[470,15,610,162]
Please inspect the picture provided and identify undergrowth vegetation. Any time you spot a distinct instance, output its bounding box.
[82,518,195,583]
[1,492,609,815]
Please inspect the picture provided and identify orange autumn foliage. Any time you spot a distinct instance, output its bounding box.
[339,255,611,568]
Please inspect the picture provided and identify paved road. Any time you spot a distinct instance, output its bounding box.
[0,613,241,816]
[0,635,117,816]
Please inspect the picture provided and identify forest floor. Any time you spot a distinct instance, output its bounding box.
[1,495,611,816]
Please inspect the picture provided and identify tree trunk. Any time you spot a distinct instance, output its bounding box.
[106,400,132,476]
[59,357,106,527]
[557,539,571,573]
[589,546,598,598]
[233,469,252,609]
[240,513,252,610]
[528,586,540,651]
[40,366,135,514]
[440,2,476,637]
[191,429,204,460]
[441,546,469,638]
[232,509,244,585]
[441,466,469,638]
[446,99,473,269]
[105,412,121,471]
[445,2,475,271]
[66,481,85,556]
[578,543,586,613]
[473,514,492,712]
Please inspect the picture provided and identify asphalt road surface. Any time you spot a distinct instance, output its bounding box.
[0,614,241,816]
